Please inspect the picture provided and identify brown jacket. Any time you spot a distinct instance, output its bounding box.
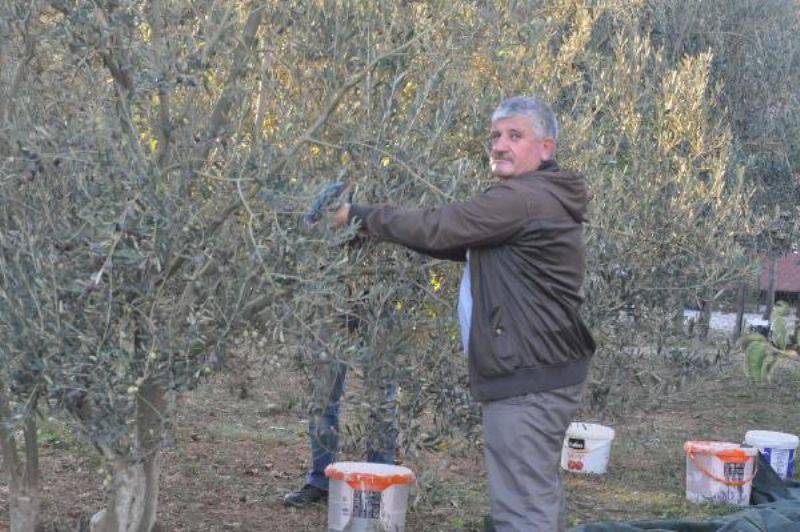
[349,160,595,401]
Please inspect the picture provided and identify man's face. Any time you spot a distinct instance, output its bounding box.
[489,116,555,179]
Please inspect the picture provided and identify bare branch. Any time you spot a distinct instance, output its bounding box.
[0,1,39,127]
[0,388,22,487]
[192,5,265,169]
[147,0,173,168]
[159,26,429,286]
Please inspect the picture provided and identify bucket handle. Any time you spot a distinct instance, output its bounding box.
[687,451,758,487]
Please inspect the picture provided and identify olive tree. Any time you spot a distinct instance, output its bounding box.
[0,0,434,529]
[647,0,800,325]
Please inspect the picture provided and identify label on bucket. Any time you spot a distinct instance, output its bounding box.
[761,447,796,480]
[352,490,381,520]
[566,456,585,471]
[724,462,745,483]
[568,438,586,450]
[561,432,613,474]
[684,442,757,507]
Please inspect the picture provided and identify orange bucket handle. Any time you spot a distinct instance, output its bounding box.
[687,451,758,487]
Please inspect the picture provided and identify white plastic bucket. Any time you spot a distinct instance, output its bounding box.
[744,430,799,480]
[684,441,758,506]
[324,462,415,532]
[560,422,615,474]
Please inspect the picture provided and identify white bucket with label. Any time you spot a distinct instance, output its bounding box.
[324,462,415,532]
[684,441,758,506]
[744,430,799,480]
[560,422,615,474]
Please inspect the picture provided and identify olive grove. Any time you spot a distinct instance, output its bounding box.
[0,0,797,530]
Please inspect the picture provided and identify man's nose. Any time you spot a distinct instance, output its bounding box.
[491,136,509,153]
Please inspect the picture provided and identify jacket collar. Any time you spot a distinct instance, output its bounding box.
[537,159,559,172]
[515,159,559,179]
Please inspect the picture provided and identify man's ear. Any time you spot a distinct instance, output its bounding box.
[543,138,556,160]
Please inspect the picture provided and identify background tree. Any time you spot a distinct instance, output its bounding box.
[648,0,800,316]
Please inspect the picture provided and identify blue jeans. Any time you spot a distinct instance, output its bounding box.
[306,360,398,490]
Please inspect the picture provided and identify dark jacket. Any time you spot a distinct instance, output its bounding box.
[348,160,595,401]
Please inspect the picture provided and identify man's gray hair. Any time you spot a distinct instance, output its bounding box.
[491,96,559,141]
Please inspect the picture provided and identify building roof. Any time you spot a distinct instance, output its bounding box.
[760,253,800,293]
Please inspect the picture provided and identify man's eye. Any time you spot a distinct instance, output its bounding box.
[510,133,522,140]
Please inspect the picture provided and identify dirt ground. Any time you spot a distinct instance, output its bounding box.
[2,360,800,531]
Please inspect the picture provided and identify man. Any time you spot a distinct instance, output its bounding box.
[283,349,397,507]
[331,96,595,531]
[283,290,398,507]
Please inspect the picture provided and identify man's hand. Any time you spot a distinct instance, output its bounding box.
[331,203,350,229]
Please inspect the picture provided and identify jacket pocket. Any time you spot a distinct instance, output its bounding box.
[487,305,521,373]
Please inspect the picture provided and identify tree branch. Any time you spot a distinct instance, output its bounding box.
[0,388,23,488]
[22,415,38,490]
[192,5,265,169]
[158,26,427,287]
[1,2,39,128]
[147,0,173,168]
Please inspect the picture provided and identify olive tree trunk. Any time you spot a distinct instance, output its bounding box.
[697,298,713,342]
[732,281,747,342]
[91,383,168,532]
[763,257,777,320]
[0,390,40,532]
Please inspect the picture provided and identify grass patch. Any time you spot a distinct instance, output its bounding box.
[204,419,304,446]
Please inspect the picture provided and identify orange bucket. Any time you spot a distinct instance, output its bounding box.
[684,441,758,506]
[324,462,415,531]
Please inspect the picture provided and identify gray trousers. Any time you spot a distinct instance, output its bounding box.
[482,382,585,532]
